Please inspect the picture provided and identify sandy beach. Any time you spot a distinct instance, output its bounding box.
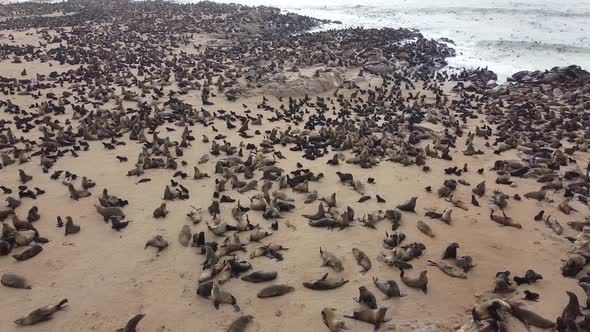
[1,1,590,331]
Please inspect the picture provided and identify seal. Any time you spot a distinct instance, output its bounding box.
[397,197,417,212]
[64,216,80,235]
[373,277,405,298]
[507,300,554,329]
[416,220,434,237]
[95,204,125,221]
[116,313,145,332]
[144,235,168,251]
[212,282,240,311]
[227,315,254,332]
[400,270,428,293]
[153,203,168,219]
[352,247,371,273]
[14,298,68,326]
[197,281,214,298]
[303,273,348,290]
[494,271,514,293]
[1,272,32,289]
[427,260,467,278]
[523,290,539,301]
[257,284,294,298]
[442,242,459,259]
[67,183,91,200]
[241,271,278,283]
[353,286,377,309]
[321,308,348,332]
[320,247,344,271]
[472,299,511,321]
[12,244,43,261]
[344,307,390,331]
[178,225,191,246]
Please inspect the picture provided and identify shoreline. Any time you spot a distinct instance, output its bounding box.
[0,0,590,331]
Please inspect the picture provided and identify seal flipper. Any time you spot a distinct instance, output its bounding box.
[56,299,69,310]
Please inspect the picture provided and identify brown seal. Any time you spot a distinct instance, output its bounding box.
[14,298,68,325]
[321,308,348,332]
[344,307,390,330]
[116,313,145,332]
[257,284,294,298]
[227,315,253,332]
[1,272,32,289]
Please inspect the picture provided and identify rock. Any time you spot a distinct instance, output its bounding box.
[264,69,344,97]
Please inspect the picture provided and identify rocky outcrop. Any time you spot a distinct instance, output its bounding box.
[262,69,344,97]
[508,65,590,84]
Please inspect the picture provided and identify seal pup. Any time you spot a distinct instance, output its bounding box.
[241,271,278,283]
[344,307,390,331]
[397,197,417,212]
[523,290,539,301]
[64,216,80,235]
[1,272,32,289]
[116,313,145,332]
[456,256,476,272]
[257,284,294,298]
[442,243,459,259]
[321,308,348,332]
[352,247,371,273]
[400,270,428,293]
[354,286,377,309]
[227,315,253,332]
[14,299,68,325]
[212,282,240,311]
[178,225,191,246]
[303,273,348,290]
[373,277,405,298]
[320,247,344,271]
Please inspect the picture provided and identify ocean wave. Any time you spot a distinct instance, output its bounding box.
[476,40,590,53]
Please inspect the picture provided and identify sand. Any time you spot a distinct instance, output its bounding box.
[0,2,589,332]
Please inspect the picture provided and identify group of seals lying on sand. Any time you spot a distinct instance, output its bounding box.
[0,0,590,331]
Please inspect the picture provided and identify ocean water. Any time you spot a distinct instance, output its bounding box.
[194,0,590,82]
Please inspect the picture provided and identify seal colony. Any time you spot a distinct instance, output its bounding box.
[0,0,589,331]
